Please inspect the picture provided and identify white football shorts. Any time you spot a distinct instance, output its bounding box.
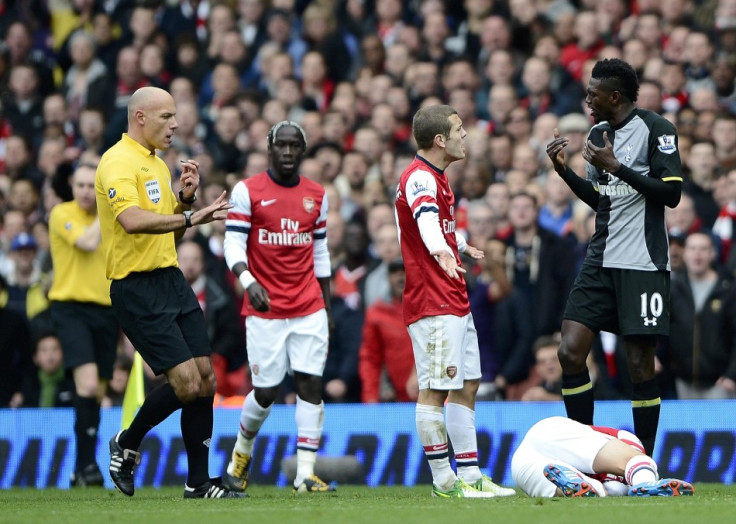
[245,309,328,388]
[407,313,481,390]
[511,416,612,497]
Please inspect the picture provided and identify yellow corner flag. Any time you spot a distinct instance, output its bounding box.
[121,352,145,429]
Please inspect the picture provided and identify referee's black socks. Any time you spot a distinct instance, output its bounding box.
[120,382,183,450]
[181,395,215,488]
[632,378,661,457]
[561,370,594,425]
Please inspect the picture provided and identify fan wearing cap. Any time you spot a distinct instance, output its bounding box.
[5,232,48,319]
[557,113,591,157]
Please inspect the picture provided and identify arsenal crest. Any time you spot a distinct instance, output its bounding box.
[252,364,259,376]
[303,197,315,213]
[446,366,457,379]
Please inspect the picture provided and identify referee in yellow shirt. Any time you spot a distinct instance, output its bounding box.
[95,86,241,499]
[49,162,118,488]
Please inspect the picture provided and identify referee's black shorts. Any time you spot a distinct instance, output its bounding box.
[110,266,211,375]
[50,301,118,378]
[564,263,670,337]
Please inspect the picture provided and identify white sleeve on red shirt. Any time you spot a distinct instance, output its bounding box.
[406,170,453,256]
[313,192,331,278]
[455,231,467,253]
[223,181,252,271]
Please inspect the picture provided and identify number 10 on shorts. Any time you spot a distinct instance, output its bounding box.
[640,292,663,327]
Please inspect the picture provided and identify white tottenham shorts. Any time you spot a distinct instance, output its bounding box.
[245,309,328,388]
[407,313,481,390]
[511,417,614,497]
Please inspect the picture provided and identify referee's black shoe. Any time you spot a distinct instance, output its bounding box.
[184,477,249,499]
[108,430,140,496]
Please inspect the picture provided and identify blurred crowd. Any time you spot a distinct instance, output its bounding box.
[2,0,736,409]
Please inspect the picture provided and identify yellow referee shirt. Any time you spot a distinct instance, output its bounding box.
[95,133,179,280]
[48,200,111,305]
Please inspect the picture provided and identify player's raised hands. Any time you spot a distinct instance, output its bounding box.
[431,249,466,280]
[246,281,271,312]
[546,128,569,173]
[583,131,621,173]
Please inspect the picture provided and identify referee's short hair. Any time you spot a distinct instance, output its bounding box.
[267,120,307,150]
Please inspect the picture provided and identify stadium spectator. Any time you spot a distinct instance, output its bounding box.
[335,151,370,221]
[659,232,736,400]
[301,2,358,84]
[546,58,683,456]
[712,52,736,113]
[4,231,48,320]
[468,238,518,400]
[485,181,512,240]
[559,11,604,83]
[682,141,720,228]
[363,222,401,308]
[713,168,736,264]
[75,107,106,155]
[486,85,518,136]
[683,31,716,94]
[206,104,247,174]
[8,177,41,223]
[3,134,43,188]
[520,336,563,402]
[222,120,335,494]
[712,114,736,173]
[3,21,55,97]
[177,239,247,399]
[102,353,133,408]
[62,30,109,124]
[0,273,32,407]
[333,216,371,311]
[504,191,576,337]
[20,331,75,408]
[359,258,417,403]
[322,275,363,404]
[3,63,44,145]
[539,170,575,238]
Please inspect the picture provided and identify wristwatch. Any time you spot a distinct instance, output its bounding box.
[179,189,197,204]
[183,210,194,228]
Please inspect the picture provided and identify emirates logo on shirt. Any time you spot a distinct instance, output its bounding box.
[303,197,315,213]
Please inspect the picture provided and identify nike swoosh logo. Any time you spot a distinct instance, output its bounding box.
[261,199,277,206]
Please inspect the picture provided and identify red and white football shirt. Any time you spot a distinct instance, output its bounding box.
[395,155,470,325]
[224,171,330,319]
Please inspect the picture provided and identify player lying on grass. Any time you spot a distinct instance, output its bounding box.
[511,416,694,497]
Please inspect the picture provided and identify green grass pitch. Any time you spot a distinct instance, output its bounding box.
[1,484,735,524]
